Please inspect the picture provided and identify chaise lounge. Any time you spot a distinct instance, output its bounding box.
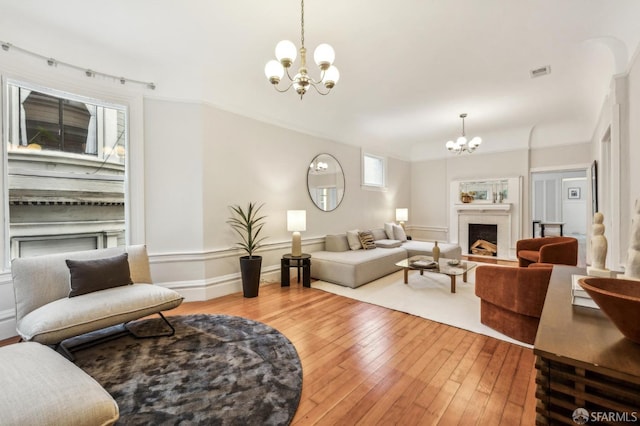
[11,244,184,349]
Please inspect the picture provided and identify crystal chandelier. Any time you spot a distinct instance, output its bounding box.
[446,113,482,154]
[264,0,339,99]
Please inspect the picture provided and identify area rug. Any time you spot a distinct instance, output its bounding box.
[73,314,302,425]
[312,269,530,347]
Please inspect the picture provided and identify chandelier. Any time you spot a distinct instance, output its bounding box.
[446,113,482,154]
[264,0,339,99]
[309,160,328,172]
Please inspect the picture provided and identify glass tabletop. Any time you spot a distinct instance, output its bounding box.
[395,255,477,276]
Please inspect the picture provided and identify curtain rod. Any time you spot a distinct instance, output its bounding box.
[1,40,156,90]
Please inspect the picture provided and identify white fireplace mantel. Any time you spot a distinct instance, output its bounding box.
[450,177,523,260]
[454,203,511,213]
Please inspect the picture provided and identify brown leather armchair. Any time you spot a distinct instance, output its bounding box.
[475,264,553,344]
[516,236,578,267]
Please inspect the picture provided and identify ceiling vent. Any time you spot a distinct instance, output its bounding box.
[530,65,551,78]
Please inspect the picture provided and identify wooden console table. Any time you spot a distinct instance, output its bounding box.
[534,266,640,425]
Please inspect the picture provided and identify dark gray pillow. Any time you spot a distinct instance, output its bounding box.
[66,253,133,297]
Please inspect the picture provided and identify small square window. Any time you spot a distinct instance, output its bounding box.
[363,153,386,188]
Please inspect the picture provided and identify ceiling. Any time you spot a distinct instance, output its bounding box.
[1,0,639,161]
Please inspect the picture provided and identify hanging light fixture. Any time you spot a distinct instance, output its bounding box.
[446,113,482,154]
[264,0,339,99]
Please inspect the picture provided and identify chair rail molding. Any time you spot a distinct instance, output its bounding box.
[149,237,325,301]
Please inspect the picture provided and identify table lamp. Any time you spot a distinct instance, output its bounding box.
[396,208,408,230]
[287,210,306,257]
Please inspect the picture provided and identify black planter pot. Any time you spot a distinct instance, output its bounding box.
[239,255,262,298]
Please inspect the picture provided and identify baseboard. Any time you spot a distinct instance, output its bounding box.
[0,309,17,341]
[160,266,281,301]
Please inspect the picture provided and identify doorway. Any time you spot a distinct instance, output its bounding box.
[531,169,588,266]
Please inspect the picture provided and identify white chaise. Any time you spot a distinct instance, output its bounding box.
[11,245,183,346]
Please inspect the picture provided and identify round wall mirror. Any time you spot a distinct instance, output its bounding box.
[307,153,345,212]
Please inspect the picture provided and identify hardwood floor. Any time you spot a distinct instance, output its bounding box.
[167,281,537,425]
[0,258,536,425]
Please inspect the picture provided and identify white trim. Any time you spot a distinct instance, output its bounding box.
[529,163,592,173]
[455,203,512,212]
[161,266,281,301]
[149,237,325,264]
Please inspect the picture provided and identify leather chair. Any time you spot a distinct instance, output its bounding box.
[475,264,553,344]
[516,236,578,267]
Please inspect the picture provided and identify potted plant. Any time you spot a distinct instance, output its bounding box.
[227,202,268,298]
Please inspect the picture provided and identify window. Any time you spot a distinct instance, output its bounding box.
[7,84,125,158]
[362,152,386,188]
[5,80,128,259]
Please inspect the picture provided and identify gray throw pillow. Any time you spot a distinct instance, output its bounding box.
[66,253,133,297]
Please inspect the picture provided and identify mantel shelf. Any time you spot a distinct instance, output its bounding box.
[455,203,511,212]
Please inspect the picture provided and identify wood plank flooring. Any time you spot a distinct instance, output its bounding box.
[165,281,537,425]
[0,256,536,425]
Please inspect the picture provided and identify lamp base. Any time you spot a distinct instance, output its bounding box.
[291,232,302,257]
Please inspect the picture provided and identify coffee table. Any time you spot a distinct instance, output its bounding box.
[395,255,477,293]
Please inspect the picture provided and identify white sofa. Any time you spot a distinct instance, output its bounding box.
[310,228,462,288]
[11,244,184,346]
[0,342,119,426]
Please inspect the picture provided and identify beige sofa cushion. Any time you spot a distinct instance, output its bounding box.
[17,284,183,345]
[0,342,119,426]
[325,234,350,252]
[375,239,402,248]
[311,246,407,288]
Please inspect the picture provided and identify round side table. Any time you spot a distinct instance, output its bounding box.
[281,253,311,287]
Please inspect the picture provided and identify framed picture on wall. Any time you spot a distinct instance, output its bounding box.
[568,187,581,199]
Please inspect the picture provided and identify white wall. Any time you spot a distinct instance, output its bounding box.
[141,98,412,301]
[411,149,530,242]
[561,178,588,236]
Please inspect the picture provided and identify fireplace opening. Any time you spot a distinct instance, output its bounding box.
[468,224,497,256]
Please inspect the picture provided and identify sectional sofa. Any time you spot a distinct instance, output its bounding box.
[310,226,462,288]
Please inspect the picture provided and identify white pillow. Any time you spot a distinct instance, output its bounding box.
[346,229,362,250]
[384,222,395,239]
[393,224,407,242]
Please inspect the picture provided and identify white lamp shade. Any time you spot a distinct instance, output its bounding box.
[446,140,455,150]
[456,136,467,146]
[322,65,340,85]
[395,208,408,222]
[287,210,306,232]
[264,60,284,80]
[275,40,297,63]
[314,43,335,67]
